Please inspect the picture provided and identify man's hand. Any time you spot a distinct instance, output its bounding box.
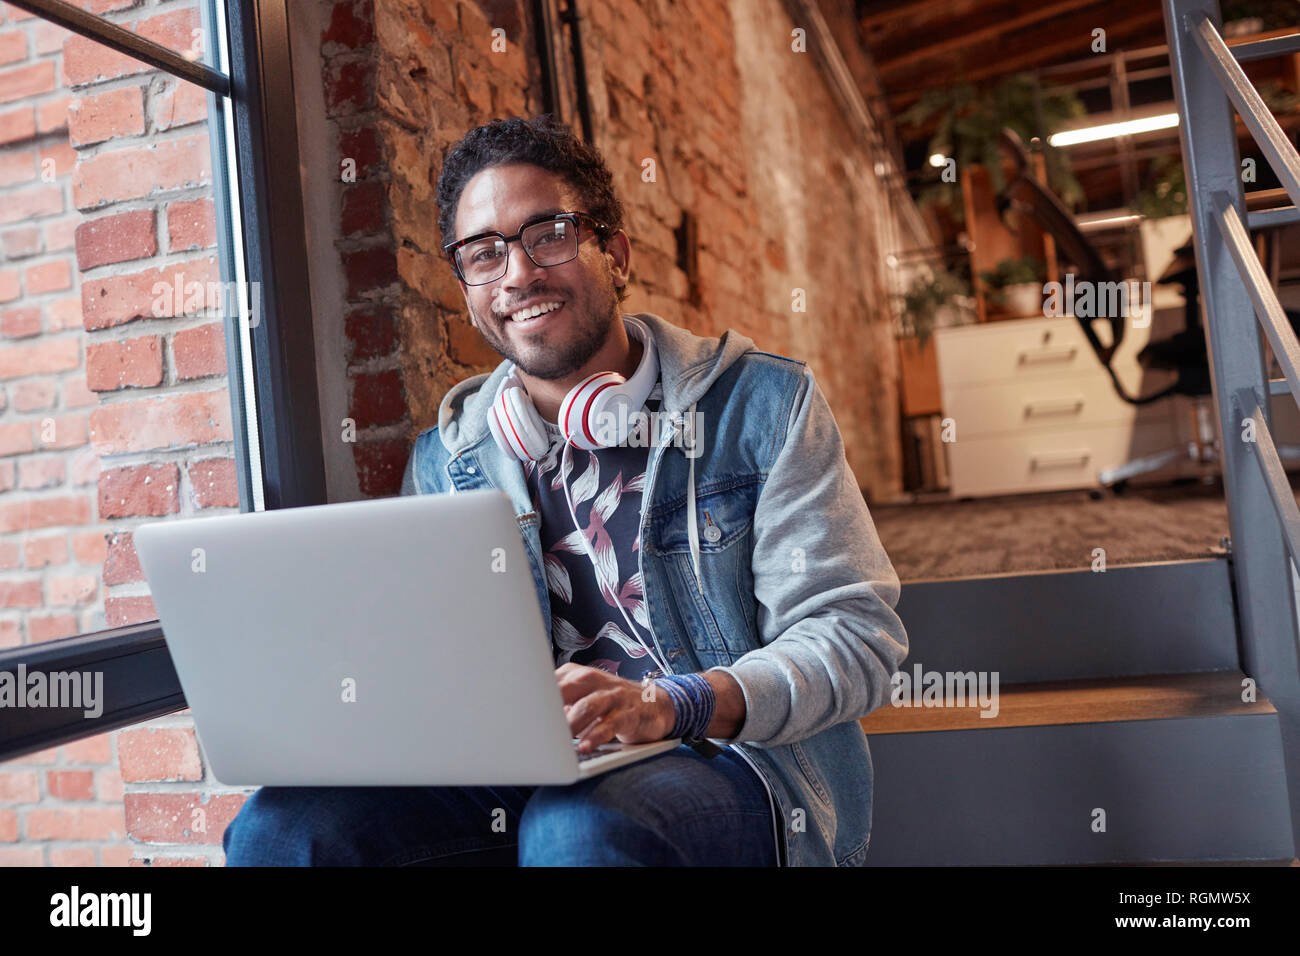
[556,663,675,753]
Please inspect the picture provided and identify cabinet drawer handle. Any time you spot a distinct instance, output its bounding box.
[1018,347,1077,365]
[1030,451,1090,470]
[1024,398,1085,418]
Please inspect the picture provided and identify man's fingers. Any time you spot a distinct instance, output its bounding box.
[577,708,633,752]
[575,696,658,751]
[555,664,614,704]
[566,688,618,736]
[556,668,660,750]
[576,714,615,752]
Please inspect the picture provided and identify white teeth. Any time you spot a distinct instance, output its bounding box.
[509,301,562,322]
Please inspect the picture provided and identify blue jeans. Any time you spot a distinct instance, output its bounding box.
[222,744,778,866]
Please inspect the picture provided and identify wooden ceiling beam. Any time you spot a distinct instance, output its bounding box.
[858,0,963,31]
[885,7,1168,112]
[877,0,1107,75]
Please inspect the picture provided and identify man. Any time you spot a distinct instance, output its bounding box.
[223,114,907,866]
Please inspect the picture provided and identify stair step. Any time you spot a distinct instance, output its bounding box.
[860,670,1273,735]
[895,559,1237,683]
[1077,857,1299,866]
[862,670,1295,865]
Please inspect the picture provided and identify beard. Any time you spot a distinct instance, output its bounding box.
[470,272,622,381]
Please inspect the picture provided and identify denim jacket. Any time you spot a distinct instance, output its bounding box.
[400,312,909,866]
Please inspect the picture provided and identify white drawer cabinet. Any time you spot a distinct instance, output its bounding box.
[936,314,1101,386]
[933,315,1181,497]
[942,422,1180,496]
[943,375,1171,440]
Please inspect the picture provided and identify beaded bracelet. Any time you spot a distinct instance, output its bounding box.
[652,673,717,740]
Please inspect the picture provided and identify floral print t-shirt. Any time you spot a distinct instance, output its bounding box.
[524,380,665,681]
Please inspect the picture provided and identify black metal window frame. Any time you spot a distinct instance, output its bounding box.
[0,0,325,762]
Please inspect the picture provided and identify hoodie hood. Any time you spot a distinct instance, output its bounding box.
[436,311,757,455]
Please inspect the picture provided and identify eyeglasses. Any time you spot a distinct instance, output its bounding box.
[442,211,609,286]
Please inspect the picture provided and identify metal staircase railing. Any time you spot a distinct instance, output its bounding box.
[1163,0,1300,856]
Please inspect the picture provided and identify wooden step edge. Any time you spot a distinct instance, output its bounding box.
[859,670,1277,735]
[1065,857,1299,867]
[897,556,1227,587]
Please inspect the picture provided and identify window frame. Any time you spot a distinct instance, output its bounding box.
[0,0,326,762]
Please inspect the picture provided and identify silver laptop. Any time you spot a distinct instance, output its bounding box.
[132,489,680,786]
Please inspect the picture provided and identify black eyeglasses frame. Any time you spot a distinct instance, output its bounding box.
[441,211,611,285]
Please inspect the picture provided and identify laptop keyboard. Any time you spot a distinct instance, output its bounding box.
[574,740,625,762]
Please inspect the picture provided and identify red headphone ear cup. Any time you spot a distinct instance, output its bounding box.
[486,377,518,460]
[488,383,549,461]
[562,372,623,449]
[501,387,550,460]
[557,379,589,446]
[488,394,525,460]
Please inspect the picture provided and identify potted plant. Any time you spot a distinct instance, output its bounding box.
[979,255,1046,317]
[899,74,1087,224]
[1134,154,1188,220]
[1221,0,1298,35]
[894,270,974,347]
[1135,81,1296,220]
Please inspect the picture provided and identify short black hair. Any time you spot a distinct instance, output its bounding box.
[436,114,628,303]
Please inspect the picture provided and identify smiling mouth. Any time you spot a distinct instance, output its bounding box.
[503,301,566,329]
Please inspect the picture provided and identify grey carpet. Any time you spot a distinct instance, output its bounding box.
[868,477,1263,582]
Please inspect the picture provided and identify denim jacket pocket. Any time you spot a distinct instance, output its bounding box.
[651,483,759,661]
[648,477,758,555]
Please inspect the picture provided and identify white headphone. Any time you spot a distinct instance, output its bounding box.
[485,313,669,675]
[487,315,659,461]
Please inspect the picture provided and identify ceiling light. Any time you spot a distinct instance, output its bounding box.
[1048,112,1180,147]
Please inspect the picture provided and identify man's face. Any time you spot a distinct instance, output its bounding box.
[450,163,627,381]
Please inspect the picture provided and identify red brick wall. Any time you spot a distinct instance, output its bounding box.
[380,0,914,502]
[323,0,410,497]
[0,0,234,866]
